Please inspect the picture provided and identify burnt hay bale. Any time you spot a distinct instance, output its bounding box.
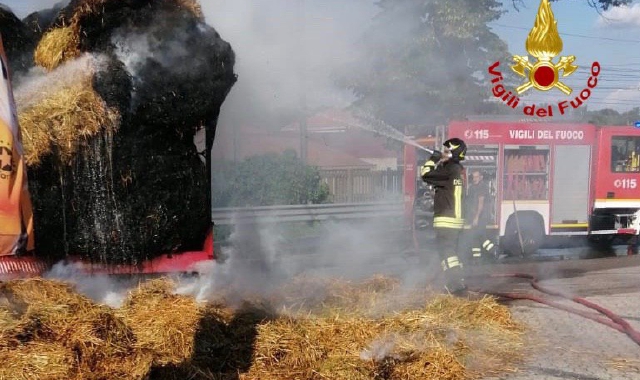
[9,0,236,263]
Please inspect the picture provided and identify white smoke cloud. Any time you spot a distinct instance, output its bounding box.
[14,53,107,108]
[44,262,128,308]
[201,0,377,128]
[601,81,640,111]
[597,3,640,28]
[176,208,440,312]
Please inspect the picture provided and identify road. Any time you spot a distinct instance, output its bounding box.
[468,251,640,380]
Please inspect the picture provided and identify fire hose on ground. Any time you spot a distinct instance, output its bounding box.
[471,273,640,347]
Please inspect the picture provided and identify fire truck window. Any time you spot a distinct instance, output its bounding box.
[503,149,549,201]
[611,137,640,173]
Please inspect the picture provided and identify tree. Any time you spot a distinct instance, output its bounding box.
[584,107,640,126]
[343,0,513,130]
[211,150,330,207]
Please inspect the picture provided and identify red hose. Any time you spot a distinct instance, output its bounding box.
[486,290,625,333]
[473,273,640,346]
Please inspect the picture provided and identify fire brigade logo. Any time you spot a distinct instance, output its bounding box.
[487,0,600,118]
[511,0,577,95]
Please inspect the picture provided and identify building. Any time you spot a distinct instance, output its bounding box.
[211,108,403,202]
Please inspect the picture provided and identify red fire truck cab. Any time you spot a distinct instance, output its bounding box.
[404,121,640,256]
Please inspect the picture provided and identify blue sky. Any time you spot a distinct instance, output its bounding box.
[1,0,639,114]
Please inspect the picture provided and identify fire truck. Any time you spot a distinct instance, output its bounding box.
[404,121,640,256]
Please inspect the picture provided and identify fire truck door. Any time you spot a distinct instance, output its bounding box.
[551,145,591,228]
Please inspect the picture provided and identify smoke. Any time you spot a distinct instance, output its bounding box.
[201,0,377,130]
[111,13,209,79]
[14,53,107,107]
[44,262,130,308]
[176,206,442,313]
[360,334,402,362]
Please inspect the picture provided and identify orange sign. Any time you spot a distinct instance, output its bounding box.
[0,34,34,255]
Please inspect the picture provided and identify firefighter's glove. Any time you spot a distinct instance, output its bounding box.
[420,160,436,178]
[429,150,443,164]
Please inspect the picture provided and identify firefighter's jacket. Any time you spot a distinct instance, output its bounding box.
[420,159,464,229]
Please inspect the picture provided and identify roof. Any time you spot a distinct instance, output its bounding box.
[282,108,362,133]
[308,130,399,159]
[280,108,400,159]
[212,129,375,169]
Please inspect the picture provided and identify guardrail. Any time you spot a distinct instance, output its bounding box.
[211,201,405,225]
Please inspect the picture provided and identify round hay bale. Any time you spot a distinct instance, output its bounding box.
[11,0,237,264]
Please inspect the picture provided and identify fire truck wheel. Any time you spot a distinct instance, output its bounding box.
[502,212,545,257]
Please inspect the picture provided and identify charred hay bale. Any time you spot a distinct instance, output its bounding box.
[13,0,236,263]
[0,6,38,74]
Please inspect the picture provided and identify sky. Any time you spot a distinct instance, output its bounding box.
[1,0,640,118]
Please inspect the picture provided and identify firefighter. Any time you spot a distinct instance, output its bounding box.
[465,169,497,263]
[420,138,467,294]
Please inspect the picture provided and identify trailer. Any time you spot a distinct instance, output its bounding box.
[404,121,640,256]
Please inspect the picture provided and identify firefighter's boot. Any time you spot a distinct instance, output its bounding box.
[470,247,482,265]
[482,239,498,263]
[442,256,466,295]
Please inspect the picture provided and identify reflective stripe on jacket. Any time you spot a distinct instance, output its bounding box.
[421,160,464,229]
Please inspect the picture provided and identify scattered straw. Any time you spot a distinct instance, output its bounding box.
[607,358,640,373]
[244,276,525,380]
[117,278,203,366]
[0,276,525,379]
[0,279,152,380]
[0,342,75,380]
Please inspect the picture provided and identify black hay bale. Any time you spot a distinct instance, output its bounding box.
[14,0,236,264]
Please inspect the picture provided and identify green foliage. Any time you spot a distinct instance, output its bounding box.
[584,107,640,126]
[342,0,513,128]
[211,150,330,207]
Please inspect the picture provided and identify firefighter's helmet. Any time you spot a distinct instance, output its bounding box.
[443,138,467,161]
